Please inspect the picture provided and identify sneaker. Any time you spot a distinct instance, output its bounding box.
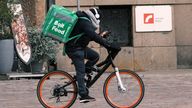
[79,95,96,103]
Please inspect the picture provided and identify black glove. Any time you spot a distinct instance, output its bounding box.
[108,43,121,51]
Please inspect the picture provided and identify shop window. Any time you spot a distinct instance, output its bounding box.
[100,6,133,46]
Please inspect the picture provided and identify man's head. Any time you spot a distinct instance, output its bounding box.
[84,8,102,29]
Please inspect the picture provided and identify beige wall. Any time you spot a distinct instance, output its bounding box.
[56,0,192,6]
[174,4,192,68]
[133,5,176,47]
[132,5,177,70]
[134,47,177,70]
[95,0,178,5]
[33,0,192,71]
[56,0,94,6]
[175,5,192,46]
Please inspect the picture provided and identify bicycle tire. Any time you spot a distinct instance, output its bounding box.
[37,70,78,108]
[103,70,145,108]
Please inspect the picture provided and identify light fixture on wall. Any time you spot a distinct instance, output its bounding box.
[77,0,80,11]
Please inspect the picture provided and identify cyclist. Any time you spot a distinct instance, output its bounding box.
[65,8,121,103]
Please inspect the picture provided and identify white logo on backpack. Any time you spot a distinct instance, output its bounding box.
[52,21,66,35]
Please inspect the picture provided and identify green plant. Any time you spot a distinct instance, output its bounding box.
[0,0,14,40]
[28,27,60,63]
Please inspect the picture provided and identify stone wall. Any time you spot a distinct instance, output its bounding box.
[174,4,192,68]
[32,0,192,71]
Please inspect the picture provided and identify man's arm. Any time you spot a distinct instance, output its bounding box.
[80,20,110,48]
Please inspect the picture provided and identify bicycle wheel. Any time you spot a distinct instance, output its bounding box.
[103,70,144,108]
[37,71,78,108]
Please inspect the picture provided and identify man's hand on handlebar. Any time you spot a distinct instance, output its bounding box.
[99,30,121,52]
[99,30,111,38]
[108,43,121,52]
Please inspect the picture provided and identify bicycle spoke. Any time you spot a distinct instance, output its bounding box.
[104,70,144,108]
[37,71,77,108]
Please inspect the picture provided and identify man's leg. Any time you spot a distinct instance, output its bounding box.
[84,47,99,73]
[70,50,87,96]
[69,50,96,103]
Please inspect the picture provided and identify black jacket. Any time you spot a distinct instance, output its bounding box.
[65,11,110,53]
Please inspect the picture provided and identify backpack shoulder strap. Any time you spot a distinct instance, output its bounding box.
[63,17,90,56]
[67,17,89,42]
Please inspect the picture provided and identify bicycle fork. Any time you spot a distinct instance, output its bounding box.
[114,67,127,92]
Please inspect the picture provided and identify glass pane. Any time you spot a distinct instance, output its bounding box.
[100,6,132,46]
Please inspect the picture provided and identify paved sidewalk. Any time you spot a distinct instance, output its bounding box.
[0,69,192,108]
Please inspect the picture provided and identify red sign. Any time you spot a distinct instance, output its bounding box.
[144,13,154,24]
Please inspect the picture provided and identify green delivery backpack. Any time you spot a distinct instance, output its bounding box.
[42,5,83,43]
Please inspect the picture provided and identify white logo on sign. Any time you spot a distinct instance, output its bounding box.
[145,15,153,23]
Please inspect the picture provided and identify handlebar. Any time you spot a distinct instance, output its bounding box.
[100,30,121,60]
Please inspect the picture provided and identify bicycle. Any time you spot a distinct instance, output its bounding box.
[36,32,145,108]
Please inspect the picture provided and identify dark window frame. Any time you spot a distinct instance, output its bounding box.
[99,5,133,46]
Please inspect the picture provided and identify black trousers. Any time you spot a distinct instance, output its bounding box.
[66,47,99,97]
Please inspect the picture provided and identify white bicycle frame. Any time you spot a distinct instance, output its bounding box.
[114,67,127,91]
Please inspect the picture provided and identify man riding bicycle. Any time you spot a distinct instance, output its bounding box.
[65,8,121,103]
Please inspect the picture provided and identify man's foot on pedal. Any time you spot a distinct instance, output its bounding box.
[79,95,96,103]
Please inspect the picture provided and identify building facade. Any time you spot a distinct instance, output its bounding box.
[31,0,192,71]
